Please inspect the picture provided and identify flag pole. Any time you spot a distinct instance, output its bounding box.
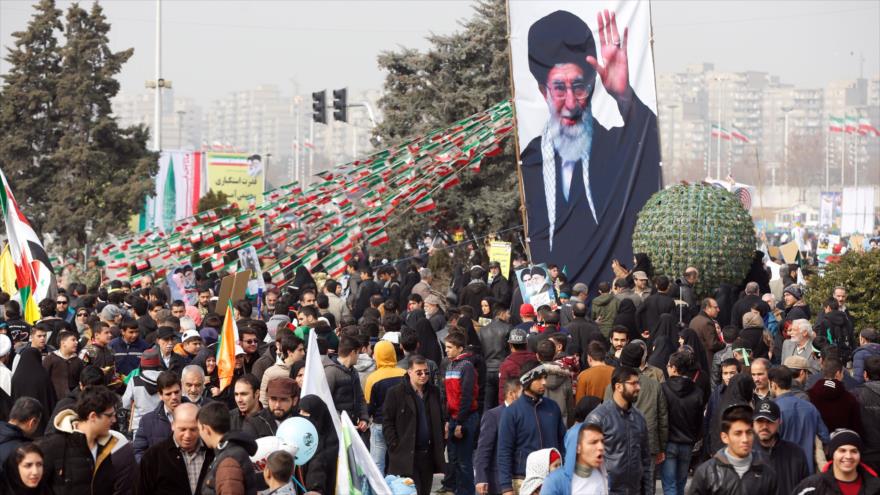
[504,0,532,264]
[824,126,829,191]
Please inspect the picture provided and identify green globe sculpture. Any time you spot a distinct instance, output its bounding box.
[632,183,756,298]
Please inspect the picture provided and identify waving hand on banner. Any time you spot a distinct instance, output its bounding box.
[586,9,630,99]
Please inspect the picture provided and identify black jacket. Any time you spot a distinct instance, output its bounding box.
[637,292,675,338]
[353,279,381,320]
[792,463,880,495]
[814,310,855,361]
[739,326,770,360]
[133,401,172,462]
[661,375,704,444]
[242,408,288,438]
[730,294,770,330]
[478,319,512,373]
[489,275,511,307]
[856,381,880,473]
[566,317,606,368]
[689,450,777,495]
[135,436,214,495]
[460,279,491,317]
[382,379,445,477]
[228,406,262,432]
[0,421,29,476]
[753,436,809,495]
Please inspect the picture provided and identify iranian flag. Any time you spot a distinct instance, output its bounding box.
[829,116,844,133]
[414,192,436,213]
[845,116,858,134]
[367,225,389,247]
[0,168,55,324]
[711,124,732,141]
[730,126,750,143]
[858,117,880,137]
[323,252,347,278]
[440,174,461,190]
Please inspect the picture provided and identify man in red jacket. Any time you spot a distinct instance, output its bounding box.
[497,328,534,404]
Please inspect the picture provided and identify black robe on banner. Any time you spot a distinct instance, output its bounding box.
[521,93,661,293]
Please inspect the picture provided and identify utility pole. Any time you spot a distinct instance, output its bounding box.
[308,119,314,180]
[154,0,161,151]
[781,106,793,189]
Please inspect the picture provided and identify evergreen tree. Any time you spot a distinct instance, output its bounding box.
[0,0,63,231]
[46,3,156,248]
[375,0,519,257]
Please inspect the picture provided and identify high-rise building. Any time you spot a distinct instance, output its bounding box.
[112,90,203,150]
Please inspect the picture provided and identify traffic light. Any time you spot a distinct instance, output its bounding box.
[332,88,347,122]
[312,90,326,124]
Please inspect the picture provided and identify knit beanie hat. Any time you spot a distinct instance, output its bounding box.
[826,429,863,457]
[140,348,161,370]
[783,284,803,300]
[619,342,645,368]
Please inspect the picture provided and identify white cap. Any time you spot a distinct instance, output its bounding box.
[381,332,400,344]
[182,330,202,342]
[0,334,11,357]
[234,344,246,356]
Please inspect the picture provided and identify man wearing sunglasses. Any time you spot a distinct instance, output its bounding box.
[382,356,444,495]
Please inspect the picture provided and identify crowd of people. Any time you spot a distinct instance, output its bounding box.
[0,247,878,495]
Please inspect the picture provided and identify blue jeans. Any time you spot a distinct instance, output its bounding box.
[447,413,479,495]
[370,423,387,475]
[660,442,693,495]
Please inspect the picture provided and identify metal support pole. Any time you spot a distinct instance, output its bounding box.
[153,0,162,151]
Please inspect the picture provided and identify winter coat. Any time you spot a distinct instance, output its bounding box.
[689,450,777,495]
[489,275,511,307]
[38,409,136,495]
[591,293,620,335]
[729,294,770,330]
[565,317,606,367]
[478,319,512,373]
[739,325,770,359]
[815,310,856,361]
[636,292,675,338]
[585,399,651,495]
[109,336,150,376]
[201,431,259,495]
[603,373,667,455]
[121,368,162,433]
[382,379,445,478]
[690,312,724,366]
[42,350,85,404]
[792,462,880,495]
[856,381,880,473]
[752,436,809,495]
[543,362,574,425]
[443,352,478,426]
[364,341,406,424]
[242,408,287,438]
[353,279,380,320]
[576,364,614,404]
[322,355,368,423]
[459,279,491,317]
[133,400,173,462]
[135,435,214,495]
[541,422,610,495]
[776,392,831,473]
[662,375,704,445]
[809,378,863,434]
[0,421,28,475]
[496,393,566,492]
[783,302,812,327]
[474,404,505,493]
[497,350,534,403]
[229,405,262,433]
[854,343,880,384]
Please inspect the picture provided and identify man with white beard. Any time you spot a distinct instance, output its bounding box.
[519,9,660,287]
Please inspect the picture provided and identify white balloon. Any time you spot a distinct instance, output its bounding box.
[276,417,319,465]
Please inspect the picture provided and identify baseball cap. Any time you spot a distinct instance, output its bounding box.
[753,399,780,422]
[519,303,536,318]
[632,271,648,281]
[783,355,810,371]
[508,328,528,345]
[182,330,202,342]
[234,344,246,356]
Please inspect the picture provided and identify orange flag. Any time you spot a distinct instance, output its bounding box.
[216,301,238,392]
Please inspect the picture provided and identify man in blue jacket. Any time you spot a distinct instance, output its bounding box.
[133,370,181,462]
[585,366,651,495]
[497,361,566,495]
[541,422,609,495]
[475,379,522,495]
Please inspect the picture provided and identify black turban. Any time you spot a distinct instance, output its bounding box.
[528,10,597,86]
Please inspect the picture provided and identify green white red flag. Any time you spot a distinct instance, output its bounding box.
[829,116,844,133]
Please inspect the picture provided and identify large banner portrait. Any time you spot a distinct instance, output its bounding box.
[509,1,661,290]
[516,263,557,308]
[206,152,265,206]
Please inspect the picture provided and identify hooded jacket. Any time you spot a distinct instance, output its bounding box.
[543,362,574,425]
[856,381,880,472]
[497,350,534,403]
[201,431,259,495]
[815,310,855,360]
[809,378,863,435]
[854,343,880,384]
[591,292,619,335]
[364,341,406,424]
[662,374,703,444]
[690,449,777,495]
[0,421,29,475]
[38,409,136,495]
[121,368,163,433]
[322,354,368,423]
[585,399,651,495]
[541,422,610,495]
[792,461,880,495]
[496,392,566,492]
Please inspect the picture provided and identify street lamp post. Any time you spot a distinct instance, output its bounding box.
[781,106,793,189]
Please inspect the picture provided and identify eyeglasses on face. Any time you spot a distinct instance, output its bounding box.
[412,370,429,376]
[548,81,592,99]
[77,313,88,317]
[243,339,259,345]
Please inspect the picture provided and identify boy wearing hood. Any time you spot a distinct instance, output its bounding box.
[540,423,608,495]
[38,385,136,495]
[364,340,406,474]
[198,401,259,495]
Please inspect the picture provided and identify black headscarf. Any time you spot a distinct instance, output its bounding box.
[288,360,306,382]
[298,395,339,494]
[291,266,316,292]
[632,253,654,279]
[612,299,638,338]
[1,445,54,495]
[678,327,710,373]
[12,348,56,435]
[742,250,771,295]
[708,374,755,455]
[647,314,678,372]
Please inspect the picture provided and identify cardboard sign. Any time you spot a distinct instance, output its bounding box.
[779,241,800,265]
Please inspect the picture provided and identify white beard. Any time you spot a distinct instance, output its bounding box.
[545,92,594,162]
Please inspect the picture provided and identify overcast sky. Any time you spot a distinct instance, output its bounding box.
[1,0,878,105]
